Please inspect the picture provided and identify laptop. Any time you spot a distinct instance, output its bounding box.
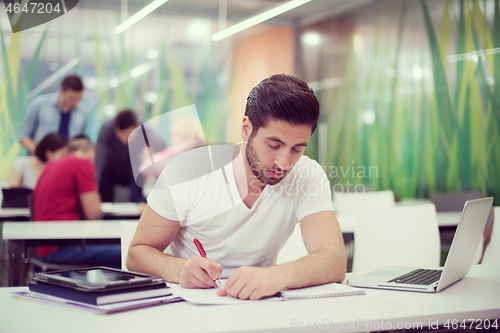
[347,197,493,293]
[1,187,33,208]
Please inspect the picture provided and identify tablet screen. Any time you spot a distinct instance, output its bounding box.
[34,267,164,291]
[50,268,144,285]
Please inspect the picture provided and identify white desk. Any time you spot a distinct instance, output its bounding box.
[0,264,498,333]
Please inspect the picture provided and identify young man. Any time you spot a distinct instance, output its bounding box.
[127,74,346,300]
[33,136,121,268]
[19,75,90,154]
[95,109,165,203]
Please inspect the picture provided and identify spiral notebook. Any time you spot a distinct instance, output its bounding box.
[277,282,365,300]
[170,280,365,305]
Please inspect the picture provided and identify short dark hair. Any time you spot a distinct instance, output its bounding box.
[115,109,138,130]
[35,133,68,162]
[244,74,320,136]
[68,135,94,153]
[61,75,84,91]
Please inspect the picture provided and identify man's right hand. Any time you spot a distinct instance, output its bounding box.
[178,256,223,289]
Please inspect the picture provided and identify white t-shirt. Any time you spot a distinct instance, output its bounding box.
[147,144,334,278]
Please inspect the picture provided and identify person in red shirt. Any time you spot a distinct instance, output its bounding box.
[33,135,121,268]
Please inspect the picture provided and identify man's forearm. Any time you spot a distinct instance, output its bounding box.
[20,138,36,154]
[127,245,187,283]
[277,247,346,289]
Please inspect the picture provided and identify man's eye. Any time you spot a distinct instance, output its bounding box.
[292,147,302,152]
[269,144,280,149]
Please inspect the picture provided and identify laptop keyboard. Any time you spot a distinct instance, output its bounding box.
[387,269,442,285]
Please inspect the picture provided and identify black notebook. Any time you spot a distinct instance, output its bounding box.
[28,281,172,306]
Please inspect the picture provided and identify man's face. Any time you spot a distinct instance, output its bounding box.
[59,89,83,110]
[244,119,311,186]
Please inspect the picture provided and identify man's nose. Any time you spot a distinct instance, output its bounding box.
[274,149,290,171]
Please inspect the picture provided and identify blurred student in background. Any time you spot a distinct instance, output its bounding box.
[33,135,121,268]
[18,75,90,154]
[95,109,165,203]
[8,133,68,188]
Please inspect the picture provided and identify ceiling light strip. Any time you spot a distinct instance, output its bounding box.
[211,0,311,42]
[27,57,80,100]
[115,0,169,34]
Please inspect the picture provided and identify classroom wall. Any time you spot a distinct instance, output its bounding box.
[0,6,293,180]
[226,26,294,143]
[298,0,500,202]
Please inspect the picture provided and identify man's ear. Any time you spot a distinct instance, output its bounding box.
[241,116,253,141]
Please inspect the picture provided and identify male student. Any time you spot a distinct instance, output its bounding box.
[95,109,166,203]
[127,74,346,300]
[33,136,121,268]
[19,75,90,154]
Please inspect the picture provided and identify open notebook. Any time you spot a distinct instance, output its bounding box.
[169,280,365,305]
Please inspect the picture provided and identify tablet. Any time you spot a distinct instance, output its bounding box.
[33,267,165,292]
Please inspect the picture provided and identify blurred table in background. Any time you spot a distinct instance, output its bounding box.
[3,220,126,286]
[0,202,142,221]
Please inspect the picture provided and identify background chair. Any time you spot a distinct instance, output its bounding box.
[332,190,395,216]
[351,203,440,274]
[332,190,396,271]
[1,187,32,209]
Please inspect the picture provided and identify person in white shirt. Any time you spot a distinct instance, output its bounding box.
[127,74,346,300]
[9,133,68,188]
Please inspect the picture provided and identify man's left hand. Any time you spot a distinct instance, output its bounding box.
[216,266,286,300]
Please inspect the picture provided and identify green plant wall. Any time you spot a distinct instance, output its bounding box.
[300,0,500,202]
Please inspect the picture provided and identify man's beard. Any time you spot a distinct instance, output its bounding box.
[245,136,287,186]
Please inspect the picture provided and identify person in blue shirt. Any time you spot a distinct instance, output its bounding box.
[18,75,90,154]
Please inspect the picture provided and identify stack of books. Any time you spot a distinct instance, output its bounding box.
[28,280,174,306]
[14,267,183,314]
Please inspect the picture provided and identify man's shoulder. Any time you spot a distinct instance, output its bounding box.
[29,93,57,107]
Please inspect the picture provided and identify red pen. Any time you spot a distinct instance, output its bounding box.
[193,238,221,286]
[193,238,207,258]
